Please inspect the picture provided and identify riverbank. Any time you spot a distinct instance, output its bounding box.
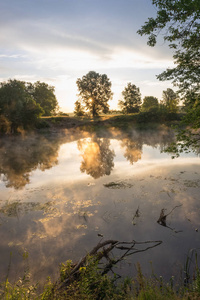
[1,252,200,299]
[37,112,183,132]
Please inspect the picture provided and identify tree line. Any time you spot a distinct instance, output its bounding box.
[0,74,180,135]
[74,70,180,117]
[0,79,58,133]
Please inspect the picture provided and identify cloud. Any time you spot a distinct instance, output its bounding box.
[0,0,176,111]
[0,0,171,59]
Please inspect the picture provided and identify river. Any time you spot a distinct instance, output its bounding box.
[0,126,199,285]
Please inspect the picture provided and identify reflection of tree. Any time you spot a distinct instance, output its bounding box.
[0,135,60,189]
[120,138,142,164]
[78,137,115,179]
[118,128,176,164]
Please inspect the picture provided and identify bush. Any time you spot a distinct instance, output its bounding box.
[35,120,50,129]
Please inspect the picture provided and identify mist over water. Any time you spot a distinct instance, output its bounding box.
[0,127,199,284]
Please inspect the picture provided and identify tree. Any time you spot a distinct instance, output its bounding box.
[118,83,141,114]
[138,0,200,154]
[32,81,58,116]
[161,88,179,113]
[74,100,85,116]
[76,71,113,117]
[141,96,159,112]
[0,80,43,133]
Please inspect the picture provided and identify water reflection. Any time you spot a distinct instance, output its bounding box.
[0,135,60,189]
[120,138,142,164]
[0,128,176,188]
[0,200,55,218]
[0,127,199,285]
[77,137,115,179]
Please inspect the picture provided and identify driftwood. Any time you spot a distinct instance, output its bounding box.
[157,204,182,233]
[132,206,140,225]
[59,238,162,290]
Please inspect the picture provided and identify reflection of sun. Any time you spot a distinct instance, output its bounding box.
[81,142,100,166]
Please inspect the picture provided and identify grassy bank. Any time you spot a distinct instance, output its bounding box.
[1,255,200,300]
[37,112,184,132]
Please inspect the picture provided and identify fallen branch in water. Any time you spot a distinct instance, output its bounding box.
[59,238,162,290]
[157,204,183,233]
[132,206,140,225]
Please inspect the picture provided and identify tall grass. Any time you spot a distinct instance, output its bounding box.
[1,251,200,299]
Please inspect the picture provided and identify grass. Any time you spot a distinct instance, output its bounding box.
[1,253,200,300]
[38,112,183,132]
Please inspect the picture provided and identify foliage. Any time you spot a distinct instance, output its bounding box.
[161,88,179,113]
[118,83,141,114]
[31,81,58,116]
[74,100,85,116]
[0,79,59,133]
[57,111,69,116]
[0,251,38,299]
[138,0,200,154]
[0,115,11,134]
[35,119,50,129]
[0,80,44,133]
[76,71,113,117]
[56,257,128,299]
[2,255,200,299]
[137,109,181,124]
[141,96,159,112]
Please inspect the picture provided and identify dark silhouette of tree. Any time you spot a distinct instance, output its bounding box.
[118,83,141,114]
[77,137,115,178]
[76,71,113,117]
[161,88,179,113]
[141,96,159,112]
[74,100,85,116]
[0,80,43,133]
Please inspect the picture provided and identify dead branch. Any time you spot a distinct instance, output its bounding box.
[59,238,162,290]
[132,206,140,225]
[157,204,183,233]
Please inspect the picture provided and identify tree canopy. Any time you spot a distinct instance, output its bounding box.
[138,0,200,154]
[141,96,159,112]
[0,80,43,133]
[32,81,58,116]
[0,79,58,133]
[76,71,113,117]
[118,83,141,114]
[161,88,179,113]
[138,0,200,95]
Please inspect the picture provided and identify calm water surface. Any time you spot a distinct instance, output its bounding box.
[0,127,200,284]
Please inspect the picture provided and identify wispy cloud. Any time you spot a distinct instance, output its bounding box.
[0,0,175,111]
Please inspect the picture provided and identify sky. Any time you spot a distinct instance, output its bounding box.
[0,0,175,112]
